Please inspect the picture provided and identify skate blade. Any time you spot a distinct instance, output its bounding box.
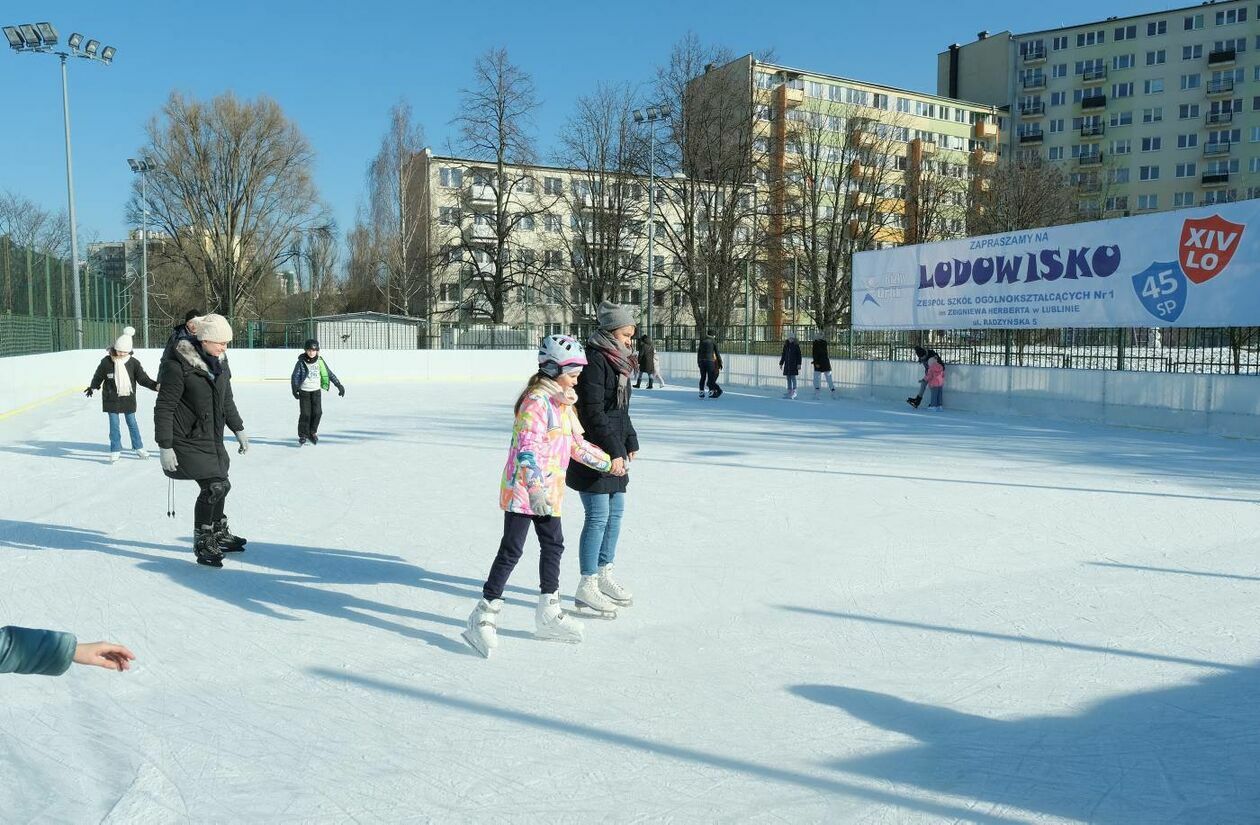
[603,596,633,607]
[461,629,492,658]
[534,631,583,644]
[569,603,617,620]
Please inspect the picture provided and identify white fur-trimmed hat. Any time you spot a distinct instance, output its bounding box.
[113,326,136,353]
[194,313,233,344]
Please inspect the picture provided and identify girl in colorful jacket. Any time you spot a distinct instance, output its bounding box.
[925,355,946,411]
[463,335,624,658]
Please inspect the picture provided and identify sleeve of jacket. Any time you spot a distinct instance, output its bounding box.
[224,370,245,433]
[153,358,184,449]
[89,358,110,390]
[513,397,547,491]
[133,359,159,391]
[575,361,627,460]
[0,626,76,676]
[326,362,344,391]
[290,360,303,395]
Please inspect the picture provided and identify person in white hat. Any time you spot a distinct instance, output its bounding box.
[84,326,159,463]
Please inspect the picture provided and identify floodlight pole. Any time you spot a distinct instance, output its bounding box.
[59,53,85,348]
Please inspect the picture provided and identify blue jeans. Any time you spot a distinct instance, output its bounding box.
[577,491,625,576]
[108,412,143,452]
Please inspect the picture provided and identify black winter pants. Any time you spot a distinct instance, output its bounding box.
[482,511,565,601]
[194,477,230,528]
[298,390,323,439]
[699,360,721,394]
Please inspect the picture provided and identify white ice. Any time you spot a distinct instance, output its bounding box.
[1,377,1258,823]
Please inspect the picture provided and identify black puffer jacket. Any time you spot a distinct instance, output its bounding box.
[779,340,802,376]
[637,338,656,373]
[812,339,832,372]
[567,350,639,494]
[154,339,244,480]
[88,355,158,414]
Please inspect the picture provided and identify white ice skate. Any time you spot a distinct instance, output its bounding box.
[462,598,502,658]
[109,451,121,464]
[536,592,583,643]
[598,564,633,607]
[136,449,150,460]
[789,389,798,400]
[572,575,618,619]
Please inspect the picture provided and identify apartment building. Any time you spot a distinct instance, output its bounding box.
[689,56,1002,328]
[940,0,1260,217]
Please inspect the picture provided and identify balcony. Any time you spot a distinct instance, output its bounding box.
[1207,48,1236,67]
[1082,66,1108,84]
[1022,75,1047,91]
[1077,152,1103,167]
[1018,131,1045,144]
[974,120,998,140]
[1020,102,1045,118]
[1077,205,1103,220]
[1206,78,1234,96]
[467,223,496,243]
[1022,47,1047,65]
[1076,178,1103,193]
[1081,95,1107,110]
[851,130,877,149]
[846,191,874,210]
[1080,123,1106,139]
[781,84,805,108]
[1201,171,1231,186]
[1205,110,1234,125]
[1203,141,1233,157]
[469,184,496,204]
[972,176,993,192]
[973,148,998,165]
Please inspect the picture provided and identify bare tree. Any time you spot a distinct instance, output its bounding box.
[0,191,70,315]
[342,216,381,313]
[968,154,1077,236]
[129,91,323,322]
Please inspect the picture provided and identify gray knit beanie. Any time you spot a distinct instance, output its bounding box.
[596,300,635,331]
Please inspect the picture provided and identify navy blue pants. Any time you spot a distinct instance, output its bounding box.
[482,512,565,601]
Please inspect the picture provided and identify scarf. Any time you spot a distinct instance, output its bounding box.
[536,376,578,407]
[587,329,635,409]
[195,341,224,379]
[112,355,133,397]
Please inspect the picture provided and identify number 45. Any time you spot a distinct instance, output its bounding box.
[1141,268,1177,299]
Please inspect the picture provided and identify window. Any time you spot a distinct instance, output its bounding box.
[1112,138,1132,154]
[1178,133,1199,148]
[1184,13,1203,30]
[544,177,563,195]
[1077,30,1105,46]
[1176,161,1197,177]
[1113,54,1135,70]
[1144,79,1164,94]
[1051,91,1067,106]
[1113,82,1134,98]
[1208,127,1242,144]
[1181,73,1201,90]
[438,206,461,226]
[569,212,583,230]
[544,214,562,233]
[1173,191,1196,207]
[1252,126,1260,142]
[1139,164,1160,180]
[1049,146,1064,160]
[543,250,563,268]
[1110,167,1131,183]
[1110,110,1134,126]
[1115,24,1137,40]
[872,92,890,110]
[1142,107,1163,123]
[1052,63,1068,78]
[1214,37,1248,52]
[1183,44,1203,60]
[439,167,463,188]
[1141,136,1163,151]
[1049,118,1065,133]
[806,80,826,98]
[1179,103,1201,119]
[438,283,460,302]
[1075,58,1104,75]
[1053,35,1069,50]
[1250,157,1260,173]
[896,97,911,113]
[1106,196,1129,211]
[1137,194,1159,211]
[1215,8,1247,25]
[755,72,776,90]
[1148,19,1168,35]
[473,211,493,227]
[516,214,535,231]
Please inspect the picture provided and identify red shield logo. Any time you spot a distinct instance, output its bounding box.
[1179,215,1246,284]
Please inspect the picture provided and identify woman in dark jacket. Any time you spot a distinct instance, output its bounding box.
[85,326,159,462]
[779,333,803,399]
[633,335,663,389]
[568,301,639,616]
[154,313,249,568]
[811,334,835,399]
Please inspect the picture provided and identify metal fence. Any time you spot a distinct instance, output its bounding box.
[2,312,1258,375]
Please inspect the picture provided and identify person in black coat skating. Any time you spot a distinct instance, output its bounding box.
[811,334,835,399]
[697,331,722,398]
[779,333,803,399]
[160,309,202,364]
[85,326,159,462]
[633,335,663,389]
[907,345,944,408]
[154,313,249,568]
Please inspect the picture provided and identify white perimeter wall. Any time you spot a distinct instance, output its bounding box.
[3,348,1258,439]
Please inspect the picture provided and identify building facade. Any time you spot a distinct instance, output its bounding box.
[940,0,1259,216]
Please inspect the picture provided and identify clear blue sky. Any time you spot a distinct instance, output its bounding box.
[2,0,1169,246]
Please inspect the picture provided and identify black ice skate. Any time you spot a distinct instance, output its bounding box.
[215,518,247,553]
[309,433,319,445]
[906,396,922,408]
[194,525,224,568]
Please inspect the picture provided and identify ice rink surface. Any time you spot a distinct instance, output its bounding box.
[2,377,1258,823]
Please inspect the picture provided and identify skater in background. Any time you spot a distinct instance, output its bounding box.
[161,309,202,363]
[906,345,944,409]
[779,333,802,399]
[569,301,639,619]
[84,326,159,463]
[812,333,835,399]
[633,334,664,389]
[290,339,345,446]
[155,313,250,568]
[463,335,622,658]
[1,626,134,676]
[924,351,946,411]
[697,330,723,398]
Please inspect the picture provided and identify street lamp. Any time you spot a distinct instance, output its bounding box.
[631,103,672,340]
[127,158,152,347]
[4,22,117,348]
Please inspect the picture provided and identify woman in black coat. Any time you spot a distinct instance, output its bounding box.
[779,333,803,399]
[568,301,640,614]
[154,314,249,568]
[811,334,835,399]
[633,335,662,389]
[85,326,159,462]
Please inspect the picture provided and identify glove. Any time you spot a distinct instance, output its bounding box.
[293,391,299,399]
[528,487,552,517]
[234,431,249,455]
[160,448,178,473]
[338,386,345,397]
[84,388,94,397]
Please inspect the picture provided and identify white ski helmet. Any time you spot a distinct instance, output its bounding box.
[538,334,588,377]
